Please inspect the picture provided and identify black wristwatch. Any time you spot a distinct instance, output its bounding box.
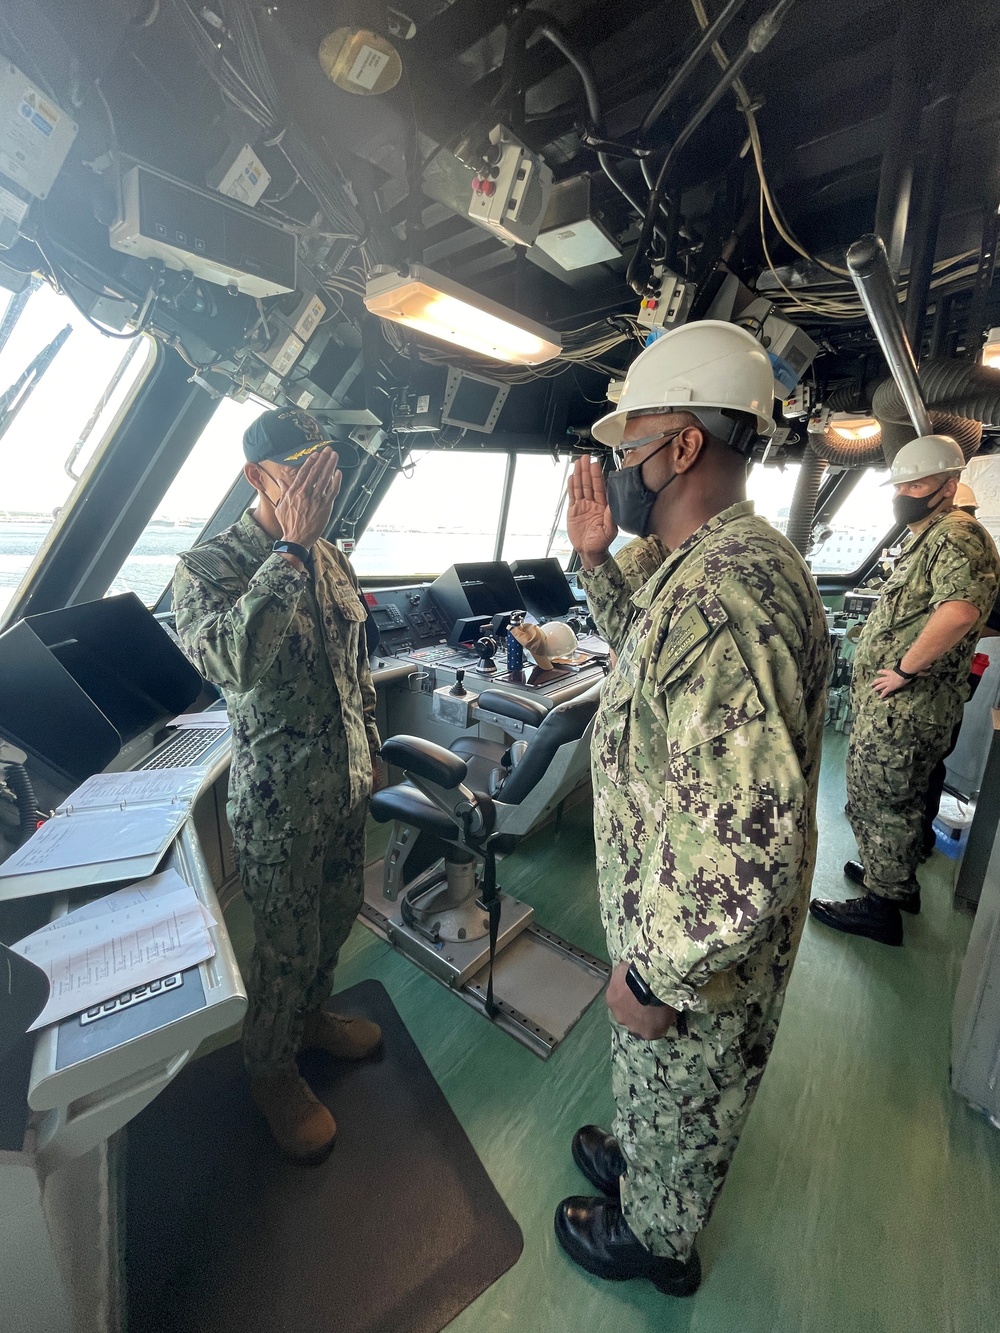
[272,539,312,566]
[894,658,916,680]
[625,962,666,1007]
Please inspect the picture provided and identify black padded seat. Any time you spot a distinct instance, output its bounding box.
[370,782,460,840]
[450,736,508,792]
[497,683,601,805]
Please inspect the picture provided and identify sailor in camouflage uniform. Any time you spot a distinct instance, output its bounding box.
[811,435,999,946]
[173,408,382,1163]
[554,324,829,1297]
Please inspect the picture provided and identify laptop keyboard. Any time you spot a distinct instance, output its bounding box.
[139,727,226,769]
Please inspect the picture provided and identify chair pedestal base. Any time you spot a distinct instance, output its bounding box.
[386,893,535,987]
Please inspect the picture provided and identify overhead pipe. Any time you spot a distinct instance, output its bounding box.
[846,234,933,437]
[626,0,796,294]
[902,78,958,351]
[873,0,928,274]
[640,0,750,138]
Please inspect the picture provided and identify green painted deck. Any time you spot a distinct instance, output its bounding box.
[226,731,1000,1332]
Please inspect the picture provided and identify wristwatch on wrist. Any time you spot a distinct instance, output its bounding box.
[272,539,311,565]
[625,962,666,1007]
[894,658,916,680]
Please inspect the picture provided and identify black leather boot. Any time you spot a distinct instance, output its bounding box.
[571,1126,626,1197]
[809,892,903,945]
[843,861,921,914]
[554,1196,701,1296]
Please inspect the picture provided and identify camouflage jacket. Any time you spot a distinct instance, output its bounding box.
[172,510,379,838]
[852,507,999,718]
[580,501,829,1012]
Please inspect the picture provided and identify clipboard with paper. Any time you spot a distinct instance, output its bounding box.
[0,768,205,901]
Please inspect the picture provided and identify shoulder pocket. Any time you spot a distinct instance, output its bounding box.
[655,620,764,758]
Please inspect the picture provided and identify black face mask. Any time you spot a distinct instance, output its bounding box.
[892,481,947,526]
[605,433,681,536]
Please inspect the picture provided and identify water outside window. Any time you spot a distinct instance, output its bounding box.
[106,396,265,605]
[0,282,153,620]
[352,449,509,576]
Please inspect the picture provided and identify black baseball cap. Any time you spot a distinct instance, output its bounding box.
[243,408,334,467]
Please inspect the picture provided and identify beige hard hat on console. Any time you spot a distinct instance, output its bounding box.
[591,320,776,449]
[882,434,966,486]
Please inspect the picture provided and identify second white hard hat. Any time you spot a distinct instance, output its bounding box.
[591,320,776,447]
[954,483,978,510]
[541,621,578,659]
[882,434,966,486]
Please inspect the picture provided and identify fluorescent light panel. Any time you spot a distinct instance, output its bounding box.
[364,264,561,365]
[982,327,1000,369]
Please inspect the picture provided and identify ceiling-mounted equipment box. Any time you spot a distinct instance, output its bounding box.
[110,164,296,298]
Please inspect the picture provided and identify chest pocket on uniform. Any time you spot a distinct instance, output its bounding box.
[315,560,368,623]
[653,609,764,759]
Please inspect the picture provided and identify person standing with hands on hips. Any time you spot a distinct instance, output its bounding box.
[173,408,382,1164]
[810,434,999,946]
[554,323,829,1296]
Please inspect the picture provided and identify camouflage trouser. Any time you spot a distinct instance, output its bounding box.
[612,994,783,1261]
[846,701,959,899]
[235,802,367,1078]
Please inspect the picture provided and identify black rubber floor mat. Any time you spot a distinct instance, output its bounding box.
[124,978,523,1333]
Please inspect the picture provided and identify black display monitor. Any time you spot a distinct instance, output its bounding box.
[429,561,525,633]
[0,593,203,786]
[509,558,576,619]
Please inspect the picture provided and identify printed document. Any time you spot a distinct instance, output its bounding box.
[12,869,216,1030]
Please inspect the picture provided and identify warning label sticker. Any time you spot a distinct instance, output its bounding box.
[348,45,391,90]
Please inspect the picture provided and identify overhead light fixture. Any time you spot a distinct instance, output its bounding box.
[364,264,562,365]
[829,413,881,440]
[982,327,1000,369]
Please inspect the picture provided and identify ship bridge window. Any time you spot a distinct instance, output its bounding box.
[807,467,892,573]
[106,396,265,605]
[746,462,893,574]
[352,449,510,576]
[0,283,154,621]
[501,454,573,567]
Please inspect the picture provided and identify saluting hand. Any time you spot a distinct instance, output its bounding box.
[568,456,618,571]
[277,449,342,548]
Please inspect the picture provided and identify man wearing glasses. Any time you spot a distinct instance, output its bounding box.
[173,408,381,1163]
[555,323,829,1296]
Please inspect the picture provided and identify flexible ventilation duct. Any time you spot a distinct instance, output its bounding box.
[810,358,1000,468]
[785,444,828,556]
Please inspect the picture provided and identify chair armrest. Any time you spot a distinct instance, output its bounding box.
[379,735,469,790]
[476,689,551,728]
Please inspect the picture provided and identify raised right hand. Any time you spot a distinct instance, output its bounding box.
[568,456,618,570]
[276,449,342,548]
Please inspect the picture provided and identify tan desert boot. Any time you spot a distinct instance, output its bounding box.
[302,1010,382,1060]
[250,1068,336,1164]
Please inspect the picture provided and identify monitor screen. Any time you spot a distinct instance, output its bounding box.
[442,369,509,433]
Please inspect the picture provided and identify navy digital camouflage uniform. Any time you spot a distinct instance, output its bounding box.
[847,507,999,898]
[580,501,829,1261]
[172,509,379,1077]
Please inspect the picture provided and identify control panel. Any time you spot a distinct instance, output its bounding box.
[363,584,450,658]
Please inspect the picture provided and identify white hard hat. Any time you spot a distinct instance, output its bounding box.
[954,482,978,510]
[591,320,776,447]
[541,621,578,659]
[882,435,966,486]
